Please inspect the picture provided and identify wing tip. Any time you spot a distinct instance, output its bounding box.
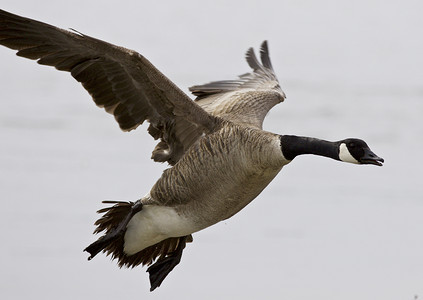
[245,46,260,71]
[259,40,273,70]
[245,40,273,72]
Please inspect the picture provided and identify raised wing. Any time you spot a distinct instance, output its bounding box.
[189,41,285,129]
[0,9,219,165]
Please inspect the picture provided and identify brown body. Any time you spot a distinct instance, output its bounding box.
[150,124,287,223]
[0,9,383,291]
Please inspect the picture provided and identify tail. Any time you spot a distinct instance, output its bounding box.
[84,200,190,268]
[84,200,141,263]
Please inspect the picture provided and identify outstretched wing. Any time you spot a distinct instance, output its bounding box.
[189,41,285,129]
[0,9,219,165]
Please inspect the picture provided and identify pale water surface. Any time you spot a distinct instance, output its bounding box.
[0,1,422,299]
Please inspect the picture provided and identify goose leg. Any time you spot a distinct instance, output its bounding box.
[84,200,143,260]
[147,235,188,292]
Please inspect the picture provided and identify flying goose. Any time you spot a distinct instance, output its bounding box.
[0,9,384,291]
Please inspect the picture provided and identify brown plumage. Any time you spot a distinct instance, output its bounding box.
[0,9,386,292]
[0,9,218,165]
[0,9,287,290]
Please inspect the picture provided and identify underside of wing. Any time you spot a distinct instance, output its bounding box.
[189,41,285,129]
[0,9,220,165]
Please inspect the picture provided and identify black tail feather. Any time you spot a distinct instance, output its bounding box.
[85,200,193,291]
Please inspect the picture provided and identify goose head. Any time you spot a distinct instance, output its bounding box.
[279,135,384,166]
[338,138,384,166]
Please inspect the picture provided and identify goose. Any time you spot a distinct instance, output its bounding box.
[0,9,384,291]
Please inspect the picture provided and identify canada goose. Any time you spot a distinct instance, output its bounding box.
[0,9,384,291]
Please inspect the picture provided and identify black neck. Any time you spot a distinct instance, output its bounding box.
[280,135,340,161]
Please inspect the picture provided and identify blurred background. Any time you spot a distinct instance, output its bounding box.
[0,1,422,299]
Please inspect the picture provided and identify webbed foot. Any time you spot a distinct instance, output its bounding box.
[147,236,187,291]
[84,200,143,260]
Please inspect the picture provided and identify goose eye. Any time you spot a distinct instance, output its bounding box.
[349,142,355,148]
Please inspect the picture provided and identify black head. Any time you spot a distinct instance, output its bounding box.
[338,138,384,166]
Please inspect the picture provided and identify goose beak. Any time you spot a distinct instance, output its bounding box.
[360,148,384,166]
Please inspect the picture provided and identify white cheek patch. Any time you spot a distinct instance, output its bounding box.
[339,143,360,164]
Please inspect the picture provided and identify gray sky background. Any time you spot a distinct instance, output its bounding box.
[0,1,422,299]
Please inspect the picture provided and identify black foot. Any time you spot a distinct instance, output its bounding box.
[147,236,187,292]
[84,200,143,260]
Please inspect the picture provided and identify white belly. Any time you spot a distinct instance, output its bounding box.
[123,163,285,255]
[123,205,196,255]
[123,132,289,255]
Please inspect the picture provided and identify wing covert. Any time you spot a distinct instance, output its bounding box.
[189,41,285,129]
[0,9,220,165]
